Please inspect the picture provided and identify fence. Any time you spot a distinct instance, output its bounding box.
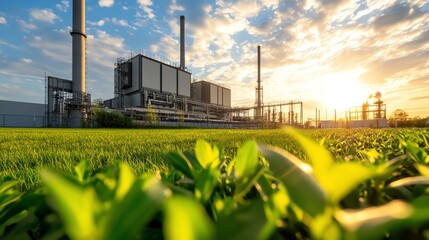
[0,114,45,128]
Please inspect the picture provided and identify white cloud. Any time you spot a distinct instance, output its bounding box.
[21,58,32,64]
[0,17,6,24]
[123,6,129,10]
[30,9,58,23]
[88,20,106,27]
[99,0,114,7]
[86,30,129,98]
[18,20,37,31]
[137,0,155,19]
[168,0,184,15]
[56,0,69,12]
[111,18,128,27]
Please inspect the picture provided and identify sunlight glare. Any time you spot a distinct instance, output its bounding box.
[320,69,368,110]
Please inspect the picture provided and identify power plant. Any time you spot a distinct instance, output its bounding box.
[0,0,390,128]
[46,0,91,128]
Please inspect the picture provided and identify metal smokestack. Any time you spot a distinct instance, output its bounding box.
[70,0,86,127]
[180,15,185,70]
[256,45,262,119]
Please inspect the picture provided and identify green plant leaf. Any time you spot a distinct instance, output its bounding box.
[217,199,272,240]
[73,160,90,183]
[194,167,219,203]
[322,163,375,204]
[258,144,327,217]
[388,176,429,188]
[195,140,219,169]
[166,152,194,179]
[164,195,214,240]
[403,140,428,164]
[42,168,98,239]
[234,164,266,201]
[336,200,414,240]
[416,164,429,178]
[101,175,171,240]
[234,141,258,179]
[115,162,135,200]
[285,127,335,181]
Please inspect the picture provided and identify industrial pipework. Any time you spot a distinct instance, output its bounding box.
[180,15,185,70]
[70,0,87,127]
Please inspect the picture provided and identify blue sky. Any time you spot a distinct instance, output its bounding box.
[0,0,428,119]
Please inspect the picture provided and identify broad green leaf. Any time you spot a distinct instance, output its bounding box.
[336,200,413,240]
[73,160,89,183]
[322,163,375,203]
[234,165,266,201]
[166,152,194,179]
[195,140,219,169]
[285,127,334,181]
[194,167,219,203]
[113,162,135,201]
[258,144,327,217]
[164,196,214,240]
[234,141,258,179]
[102,175,171,240]
[404,140,428,164]
[217,200,272,240]
[42,168,98,239]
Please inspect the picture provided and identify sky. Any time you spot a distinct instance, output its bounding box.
[0,0,428,120]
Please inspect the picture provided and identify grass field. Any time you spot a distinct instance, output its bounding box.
[1,127,429,239]
[0,128,427,192]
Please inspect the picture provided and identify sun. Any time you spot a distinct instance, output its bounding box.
[319,69,368,110]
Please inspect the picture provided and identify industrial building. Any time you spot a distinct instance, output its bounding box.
[102,15,234,124]
[0,100,45,127]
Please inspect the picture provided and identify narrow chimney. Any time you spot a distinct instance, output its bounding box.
[256,45,261,119]
[71,0,86,95]
[180,15,185,70]
[70,0,86,127]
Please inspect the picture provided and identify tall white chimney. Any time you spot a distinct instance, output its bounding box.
[70,0,86,127]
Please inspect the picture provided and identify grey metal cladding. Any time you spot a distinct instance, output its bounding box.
[178,71,191,97]
[217,86,223,105]
[162,65,177,94]
[210,84,217,104]
[223,88,231,107]
[142,57,161,91]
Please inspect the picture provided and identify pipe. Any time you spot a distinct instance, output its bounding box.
[180,15,185,70]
